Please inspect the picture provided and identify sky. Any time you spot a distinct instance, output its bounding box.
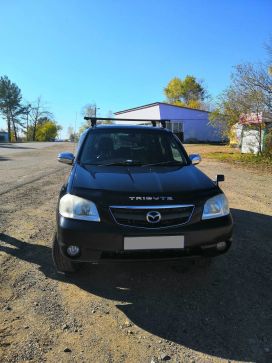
[0,0,271,137]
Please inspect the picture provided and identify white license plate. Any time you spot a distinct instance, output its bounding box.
[124,236,184,250]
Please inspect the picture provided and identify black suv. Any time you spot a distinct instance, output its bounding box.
[53,119,233,273]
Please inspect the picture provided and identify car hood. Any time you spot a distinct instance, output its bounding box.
[70,164,219,204]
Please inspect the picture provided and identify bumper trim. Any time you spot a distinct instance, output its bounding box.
[68,240,232,263]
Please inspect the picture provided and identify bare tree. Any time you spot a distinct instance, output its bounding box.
[79,103,99,133]
[29,97,52,141]
[81,103,97,119]
[210,40,272,154]
[265,37,272,75]
[67,126,79,142]
[233,63,272,113]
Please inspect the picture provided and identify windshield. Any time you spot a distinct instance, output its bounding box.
[79,128,188,166]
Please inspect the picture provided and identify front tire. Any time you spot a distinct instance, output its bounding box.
[52,233,80,274]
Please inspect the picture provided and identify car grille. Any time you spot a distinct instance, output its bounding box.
[110,205,194,228]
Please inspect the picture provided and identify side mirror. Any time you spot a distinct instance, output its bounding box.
[216,174,225,184]
[58,152,74,165]
[189,154,201,165]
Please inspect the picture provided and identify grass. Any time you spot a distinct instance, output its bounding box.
[184,144,272,172]
[205,151,272,165]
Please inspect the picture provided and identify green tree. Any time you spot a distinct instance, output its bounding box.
[35,119,61,141]
[164,75,207,109]
[0,75,25,142]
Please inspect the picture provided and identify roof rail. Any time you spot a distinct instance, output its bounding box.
[83,117,170,128]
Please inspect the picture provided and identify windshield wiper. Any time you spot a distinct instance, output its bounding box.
[96,160,143,166]
[142,160,185,167]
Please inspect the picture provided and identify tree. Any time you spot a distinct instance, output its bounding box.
[210,83,267,134]
[79,103,116,131]
[164,77,183,104]
[210,87,251,137]
[29,97,52,141]
[81,103,97,118]
[36,119,61,141]
[26,117,61,141]
[164,75,207,109]
[233,63,272,113]
[265,37,272,76]
[67,126,79,142]
[0,75,25,142]
[78,103,98,132]
[20,103,32,141]
[209,56,272,153]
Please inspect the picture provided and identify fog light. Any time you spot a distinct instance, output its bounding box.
[216,241,227,251]
[67,245,80,257]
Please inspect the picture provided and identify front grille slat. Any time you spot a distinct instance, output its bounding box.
[110,205,194,228]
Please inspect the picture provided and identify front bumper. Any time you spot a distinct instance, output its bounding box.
[57,213,233,262]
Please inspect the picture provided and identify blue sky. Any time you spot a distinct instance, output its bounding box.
[0,0,271,137]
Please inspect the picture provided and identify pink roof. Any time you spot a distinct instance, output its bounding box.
[239,113,263,125]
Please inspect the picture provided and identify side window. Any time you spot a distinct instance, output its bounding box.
[171,141,183,161]
[170,139,184,162]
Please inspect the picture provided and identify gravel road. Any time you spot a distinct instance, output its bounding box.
[0,142,76,195]
[0,143,271,363]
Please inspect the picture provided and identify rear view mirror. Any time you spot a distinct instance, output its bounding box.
[58,152,74,165]
[189,154,201,165]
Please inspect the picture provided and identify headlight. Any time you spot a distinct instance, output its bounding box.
[202,194,229,220]
[59,194,100,222]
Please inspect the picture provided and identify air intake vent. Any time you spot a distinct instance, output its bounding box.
[110,205,194,228]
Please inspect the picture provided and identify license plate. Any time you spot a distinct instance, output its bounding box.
[124,236,184,250]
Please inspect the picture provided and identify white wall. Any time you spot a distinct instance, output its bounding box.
[115,105,160,124]
[114,103,224,142]
[241,129,264,154]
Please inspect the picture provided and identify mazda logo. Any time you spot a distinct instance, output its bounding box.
[146,211,161,224]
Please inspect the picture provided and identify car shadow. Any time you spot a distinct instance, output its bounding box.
[0,208,271,362]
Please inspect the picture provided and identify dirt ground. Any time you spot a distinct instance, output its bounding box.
[0,143,272,363]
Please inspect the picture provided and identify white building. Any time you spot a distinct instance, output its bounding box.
[231,112,272,154]
[115,102,224,143]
